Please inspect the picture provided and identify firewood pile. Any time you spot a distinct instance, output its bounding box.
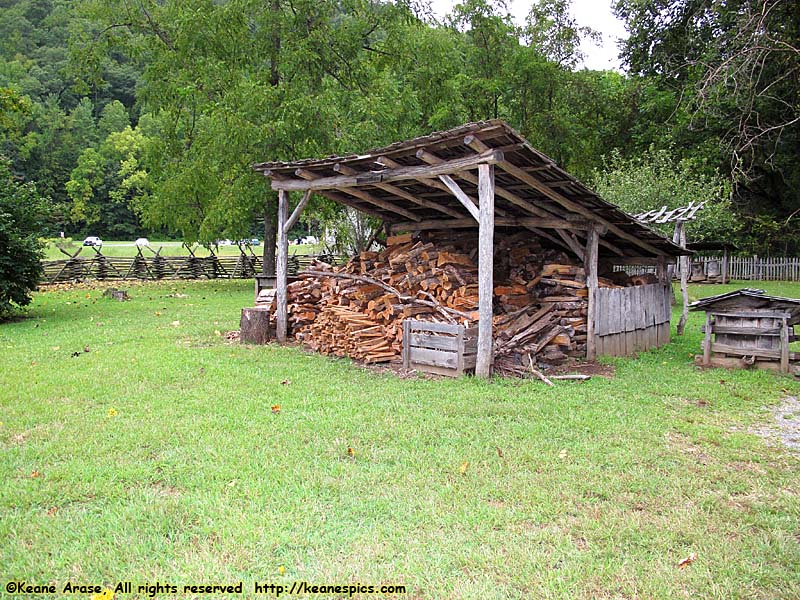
[273,231,627,372]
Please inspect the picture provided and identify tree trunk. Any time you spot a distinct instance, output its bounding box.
[262,201,277,276]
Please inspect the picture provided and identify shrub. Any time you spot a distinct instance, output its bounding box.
[0,159,49,318]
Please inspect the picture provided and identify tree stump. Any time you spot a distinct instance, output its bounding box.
[240,306,272,344]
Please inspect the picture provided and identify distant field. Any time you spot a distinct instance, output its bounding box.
[43,241,323,261]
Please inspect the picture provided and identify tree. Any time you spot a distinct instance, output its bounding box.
[0,157,49,318]
[592,148,737,243]
[73,0,423,272]
[614,0,800,253]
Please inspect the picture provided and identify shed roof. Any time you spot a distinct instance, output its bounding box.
[254,120,687,259]
[690,289,800,320]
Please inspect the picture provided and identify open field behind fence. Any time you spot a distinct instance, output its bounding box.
[40,249,348,284]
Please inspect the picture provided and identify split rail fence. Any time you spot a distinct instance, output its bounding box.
[40,248,347,284]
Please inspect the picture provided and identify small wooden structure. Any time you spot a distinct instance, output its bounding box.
[254,121,688,376]
[686,241,737,283]
[691,289,800,374]
[402,320,478,376]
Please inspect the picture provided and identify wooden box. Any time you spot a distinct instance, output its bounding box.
[402,320,478,377]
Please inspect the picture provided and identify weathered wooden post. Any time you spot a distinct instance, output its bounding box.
[584,224,600,361]
[476,163,495,378]
[676,221,689,336]
[276,190,289,342]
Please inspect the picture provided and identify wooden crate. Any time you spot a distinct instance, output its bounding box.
[700,309,798,373]
[402,320,478,377]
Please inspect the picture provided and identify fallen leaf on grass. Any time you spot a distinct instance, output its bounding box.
[677,553,697,568]
[459,461,469,475]
[214,330,222,336]
[347,447,355,458]
[171,320,180,327]
[278,566,285,576]
[47,506,58,516]
[496,446,504,458]
[559,449,568,459]
[281,379,291,385]
[271,404,281,414]
[30,470,41,478]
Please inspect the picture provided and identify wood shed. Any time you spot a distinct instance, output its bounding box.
[253,120,688,376]
[691,289,800,375]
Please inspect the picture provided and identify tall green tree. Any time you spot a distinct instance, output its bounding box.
[614,0,800,253]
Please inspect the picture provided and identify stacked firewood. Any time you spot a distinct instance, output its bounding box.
[274,232,613,370]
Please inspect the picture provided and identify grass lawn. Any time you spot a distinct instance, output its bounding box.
[1,280,798,599]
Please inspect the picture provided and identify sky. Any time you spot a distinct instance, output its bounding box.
[428,0,629,71]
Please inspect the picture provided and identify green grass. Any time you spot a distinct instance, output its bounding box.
[43,241,322,261]
[1,280,799,599]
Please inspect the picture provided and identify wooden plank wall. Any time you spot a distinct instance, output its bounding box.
[594,283,671,356]
[403,320,478,377]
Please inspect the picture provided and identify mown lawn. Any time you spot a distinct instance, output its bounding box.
[1,280,798,599]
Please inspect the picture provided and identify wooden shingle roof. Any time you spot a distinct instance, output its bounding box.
[254,120,687,259]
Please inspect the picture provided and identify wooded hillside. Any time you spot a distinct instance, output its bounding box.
[1,0,797,254]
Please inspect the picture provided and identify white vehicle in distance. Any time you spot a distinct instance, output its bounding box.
[217,239,233,246]
[83,236,103,247]
[134,238,150,247]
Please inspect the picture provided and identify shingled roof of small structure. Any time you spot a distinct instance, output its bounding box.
[254,120,688,259]
[690,289,800,320]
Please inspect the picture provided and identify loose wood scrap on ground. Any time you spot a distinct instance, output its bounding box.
[272,231,624,372]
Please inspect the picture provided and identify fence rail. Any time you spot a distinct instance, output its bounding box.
[694,255,800,282]
[40,249,348,284]
[618,255,800,282]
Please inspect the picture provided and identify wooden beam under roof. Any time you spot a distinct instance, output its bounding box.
[388,216,592,233]
[295,168,420,222]
[438,174,480,221]
[416,148,563,221]
[464,135,667,257]
[333,163,464,219]
[374,155,510,218]
[270,149,504,191]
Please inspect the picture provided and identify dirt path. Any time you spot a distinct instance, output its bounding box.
[750,396,800,453]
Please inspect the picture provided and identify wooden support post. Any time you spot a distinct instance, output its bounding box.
[703,313,712,366]
[402,319,411,369]
[656,255,668,284]
[780,317,790,374]
[677,222,689,336]
[585,224,600,361]
[276,189,289,342]
[476,164,495,378]
[722,246,729,284]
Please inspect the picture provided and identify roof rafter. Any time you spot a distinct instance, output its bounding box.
[295,168,420,222]
[269,149,503,192]
[332,163,463,219]
[463,134,666,257]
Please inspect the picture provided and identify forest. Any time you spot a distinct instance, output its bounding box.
[1,0,798,257]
